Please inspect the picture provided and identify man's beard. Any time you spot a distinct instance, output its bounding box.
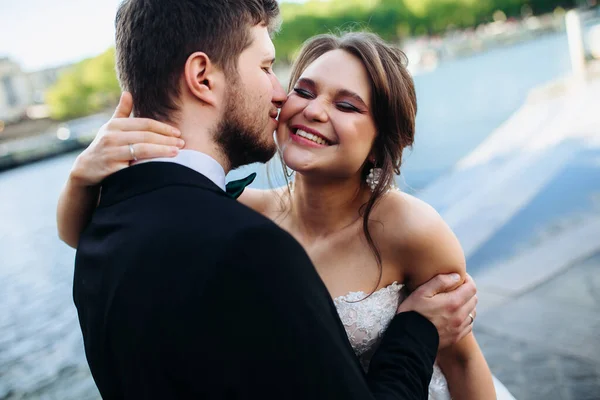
[215,83,276,171]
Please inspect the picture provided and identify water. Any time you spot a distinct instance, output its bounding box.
[0,33,578,398]
[0,156,99,399]
[404,32,572,189]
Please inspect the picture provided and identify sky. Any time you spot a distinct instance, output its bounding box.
[0,0,307,72]
[1,0,123,71]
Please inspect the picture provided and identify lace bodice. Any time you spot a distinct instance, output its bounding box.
[333,282,451,400]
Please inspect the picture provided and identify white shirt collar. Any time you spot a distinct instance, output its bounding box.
[133,149,226,191]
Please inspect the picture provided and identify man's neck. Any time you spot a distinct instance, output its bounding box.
[177,118,231,174]
[180,142,230,175]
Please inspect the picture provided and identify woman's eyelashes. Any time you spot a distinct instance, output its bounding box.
[293,88,361,112]
[336,102,360,112]
[293,88,313,98]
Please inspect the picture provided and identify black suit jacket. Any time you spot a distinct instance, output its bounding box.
[73,162,438,399]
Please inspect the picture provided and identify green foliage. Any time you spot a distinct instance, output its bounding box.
[46,48,121,120]
[274,0,577,61]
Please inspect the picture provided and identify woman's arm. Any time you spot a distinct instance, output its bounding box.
[386,194,495,399]
[56,92,183,248]
[56,172,101,248]
[437,334,495,399]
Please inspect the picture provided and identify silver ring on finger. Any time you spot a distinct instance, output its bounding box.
[468,312,474,325]
[129,143,138,161]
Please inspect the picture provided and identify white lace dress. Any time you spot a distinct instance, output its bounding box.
[333,282,516,400]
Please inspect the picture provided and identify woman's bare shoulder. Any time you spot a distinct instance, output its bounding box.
[374,190,465,286]
[375,189,446,247]
[238,186,289,217]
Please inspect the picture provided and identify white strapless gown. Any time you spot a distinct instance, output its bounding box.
[333,282,516,400]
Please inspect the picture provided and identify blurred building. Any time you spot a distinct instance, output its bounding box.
[26,65,71,120]
[0,58,72,125]
[0,58,33,124]
[28,65,69,105]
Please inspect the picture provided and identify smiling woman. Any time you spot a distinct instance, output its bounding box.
[274,33,418,297]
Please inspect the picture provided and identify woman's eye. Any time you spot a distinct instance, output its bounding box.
[293,88,313,98]
[337,103,359,112]
[262,67,271,74]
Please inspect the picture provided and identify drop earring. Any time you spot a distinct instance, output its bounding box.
[366,167,382,192]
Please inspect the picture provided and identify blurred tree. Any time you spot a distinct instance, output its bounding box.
[46,48,120,120]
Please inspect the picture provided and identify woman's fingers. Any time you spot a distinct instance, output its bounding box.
[108,117,181,138]
[102,131,184,162]
[121,131,185,148]
[112,92,134,119]
[123,143,179,161]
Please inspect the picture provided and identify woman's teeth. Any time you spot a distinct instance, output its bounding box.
[295,129,328,146]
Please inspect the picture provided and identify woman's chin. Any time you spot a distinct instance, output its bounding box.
[282,152,315,174]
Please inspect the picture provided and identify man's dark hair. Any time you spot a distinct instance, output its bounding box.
[115,0,280,122]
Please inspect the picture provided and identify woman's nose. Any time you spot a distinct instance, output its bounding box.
[303,98,328,122]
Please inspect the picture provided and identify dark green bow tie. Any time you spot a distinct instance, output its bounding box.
[225,172,257,199]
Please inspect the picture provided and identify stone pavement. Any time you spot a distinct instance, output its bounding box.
[474,252,600,400]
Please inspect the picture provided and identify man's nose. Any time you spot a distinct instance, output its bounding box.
[271,75,287,108]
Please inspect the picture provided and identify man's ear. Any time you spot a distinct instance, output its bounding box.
[183,52,222,107]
